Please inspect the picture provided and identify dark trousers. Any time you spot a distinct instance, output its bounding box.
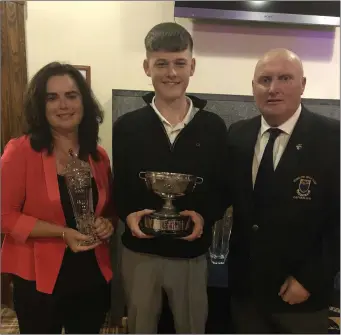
[12,275,110,334]
[230,295,329,334]
[157,287,234,334]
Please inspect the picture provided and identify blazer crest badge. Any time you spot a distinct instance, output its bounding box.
[293,176,317,200]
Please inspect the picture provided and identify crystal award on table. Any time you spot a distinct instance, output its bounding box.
[61,149,99,246]
[209,207,233,264]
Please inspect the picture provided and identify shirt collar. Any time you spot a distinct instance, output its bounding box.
[260,104,302,137]
[151,96,196,128]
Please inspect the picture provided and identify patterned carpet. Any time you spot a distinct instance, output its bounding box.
[0,306,128,334]
[329,304,340,334]
[1,306,339,334]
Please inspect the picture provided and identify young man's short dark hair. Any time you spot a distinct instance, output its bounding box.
[144,22,193,53]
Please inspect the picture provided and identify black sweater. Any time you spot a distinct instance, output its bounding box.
[112,93,229,258]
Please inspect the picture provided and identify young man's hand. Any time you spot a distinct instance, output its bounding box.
[180,210,204,241]
[126,210,155,238]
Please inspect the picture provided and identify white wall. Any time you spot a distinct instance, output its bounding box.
[26,1,340,160]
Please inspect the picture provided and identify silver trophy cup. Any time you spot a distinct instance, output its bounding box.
[62,150,100,246]
[139,171,203,237]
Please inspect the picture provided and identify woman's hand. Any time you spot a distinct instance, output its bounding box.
[93,217,114,241]
[63,228,101,252]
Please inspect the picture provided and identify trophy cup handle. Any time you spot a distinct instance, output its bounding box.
[195,177,204,185]
[139,171,147,180]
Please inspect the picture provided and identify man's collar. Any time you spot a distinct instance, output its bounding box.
[142,92,207,109]
[260,104,302,136]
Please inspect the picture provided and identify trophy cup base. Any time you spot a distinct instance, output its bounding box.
[140,213,193,238]
[78,234,100,246]
[76,218,100,246]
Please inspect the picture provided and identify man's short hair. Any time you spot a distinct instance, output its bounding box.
[144,22,193,53]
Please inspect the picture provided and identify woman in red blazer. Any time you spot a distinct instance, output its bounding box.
[1,62,116,334]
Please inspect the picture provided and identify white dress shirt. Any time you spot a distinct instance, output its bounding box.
[252,105,302,186]
[151,96,198,144]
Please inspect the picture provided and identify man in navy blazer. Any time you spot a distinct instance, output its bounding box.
[226,48,340,333]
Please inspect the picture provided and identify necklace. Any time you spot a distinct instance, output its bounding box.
[55,145,80,174]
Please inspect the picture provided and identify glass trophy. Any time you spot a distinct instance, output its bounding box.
[61,149,99,246]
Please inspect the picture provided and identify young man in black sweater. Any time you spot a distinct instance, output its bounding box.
[112,22,229,334]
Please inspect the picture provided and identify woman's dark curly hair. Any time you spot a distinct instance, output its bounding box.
[23,62,104,161]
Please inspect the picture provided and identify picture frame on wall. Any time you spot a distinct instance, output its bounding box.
[73,65,91,87]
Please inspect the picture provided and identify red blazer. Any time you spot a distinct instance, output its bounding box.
[1,136,115,294]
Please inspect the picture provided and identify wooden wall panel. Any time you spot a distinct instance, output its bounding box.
[1,0,27,152]
[1,0,27,308]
